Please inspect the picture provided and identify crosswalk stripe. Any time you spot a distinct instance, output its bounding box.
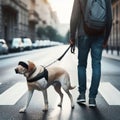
[0,82,120,106]
[0,82,27,105]
[99,82,120,105]
[87,82,120,105]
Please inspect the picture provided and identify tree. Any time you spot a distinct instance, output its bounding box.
[45,26,57,41]
[37,25,66,43]
[37,26,46,39]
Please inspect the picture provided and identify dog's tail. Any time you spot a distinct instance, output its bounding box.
[69,85,76,90]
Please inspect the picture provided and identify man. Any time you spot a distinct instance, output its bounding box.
[70,0,112,107]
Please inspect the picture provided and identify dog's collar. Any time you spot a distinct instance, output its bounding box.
[27,67,36,78]
[27,66,48,83]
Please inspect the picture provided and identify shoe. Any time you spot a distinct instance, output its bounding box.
[89,98,96,107]
[77,94,86,103]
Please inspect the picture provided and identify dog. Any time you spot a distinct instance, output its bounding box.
[15,61,75,113]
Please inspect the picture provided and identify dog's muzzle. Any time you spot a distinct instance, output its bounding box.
[15,68,19,74]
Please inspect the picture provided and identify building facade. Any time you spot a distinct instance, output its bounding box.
[0,0,59,46]
[27,0,39,41]
[108,0,120,55]
[0,0,39,47]
[0,0,28,46]
[36,0,59,28]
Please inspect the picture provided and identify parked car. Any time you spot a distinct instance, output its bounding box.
[22,38,32,50]
[0,39,8,54]
[39,40,51,47]
[10,38,24,52]
[32,40,40,49]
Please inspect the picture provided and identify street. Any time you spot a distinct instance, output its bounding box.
[0,45,120,120]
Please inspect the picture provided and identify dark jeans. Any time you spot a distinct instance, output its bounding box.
[77,35,104,98]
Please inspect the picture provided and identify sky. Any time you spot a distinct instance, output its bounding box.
[48,0,74,24]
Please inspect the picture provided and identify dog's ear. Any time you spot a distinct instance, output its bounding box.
[27,61,35,72]
[18,61,28,69]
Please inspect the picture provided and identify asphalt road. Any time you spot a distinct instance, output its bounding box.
[0,45,120,120]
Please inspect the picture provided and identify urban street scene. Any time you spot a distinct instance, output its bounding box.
[0,0,120,120]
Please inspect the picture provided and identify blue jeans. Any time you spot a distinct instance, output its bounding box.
[77,35,104,98]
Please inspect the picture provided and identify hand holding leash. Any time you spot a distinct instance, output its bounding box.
[70,39,75,54]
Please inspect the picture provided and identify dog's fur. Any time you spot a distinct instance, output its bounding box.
[15,61,75,113]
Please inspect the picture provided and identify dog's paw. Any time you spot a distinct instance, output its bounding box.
[19,107,26,113]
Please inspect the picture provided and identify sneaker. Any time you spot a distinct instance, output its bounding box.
[89,98,96,107]
[77,94,86,103]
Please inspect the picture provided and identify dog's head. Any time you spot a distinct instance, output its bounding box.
[15,61,36,77]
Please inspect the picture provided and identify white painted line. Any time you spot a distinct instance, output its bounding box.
[87,82,120,105]
[0,83,1,85]
[99,82,120,105]
[0,82,27,105]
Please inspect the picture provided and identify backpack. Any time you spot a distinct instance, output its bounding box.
[80,0,107,36]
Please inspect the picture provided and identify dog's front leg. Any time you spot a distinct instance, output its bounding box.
[42,90,48,112]
[19,90,34,113]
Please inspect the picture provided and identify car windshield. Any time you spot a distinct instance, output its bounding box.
[13,38,21,44]
[12,38,23,48]
[23,38,31,44]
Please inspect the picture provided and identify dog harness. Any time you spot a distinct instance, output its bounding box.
[27,67,48,83]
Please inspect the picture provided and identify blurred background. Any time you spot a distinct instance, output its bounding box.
[0,0,119,55]
[0,1,120,120]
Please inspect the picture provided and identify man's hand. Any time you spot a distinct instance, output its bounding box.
[69,39,75,53]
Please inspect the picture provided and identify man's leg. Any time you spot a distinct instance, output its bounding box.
[77,36,90,102]
[89,36,104,106]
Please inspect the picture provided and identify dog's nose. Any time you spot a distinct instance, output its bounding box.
[15,68,18,74]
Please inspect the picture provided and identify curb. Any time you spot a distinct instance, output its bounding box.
[102,51,120,61]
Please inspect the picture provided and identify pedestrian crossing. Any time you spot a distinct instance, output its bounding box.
[0,82,120,106]
[99,83,120,105]
[0,82,27,105]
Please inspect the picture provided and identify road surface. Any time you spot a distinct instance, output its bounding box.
[0,45,120,120]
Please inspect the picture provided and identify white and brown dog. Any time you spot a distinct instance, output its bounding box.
[15,61,75,113]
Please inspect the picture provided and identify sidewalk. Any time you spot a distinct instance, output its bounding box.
[102,50,120,61]
[0,52,28,60]
[0,48,120,61]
